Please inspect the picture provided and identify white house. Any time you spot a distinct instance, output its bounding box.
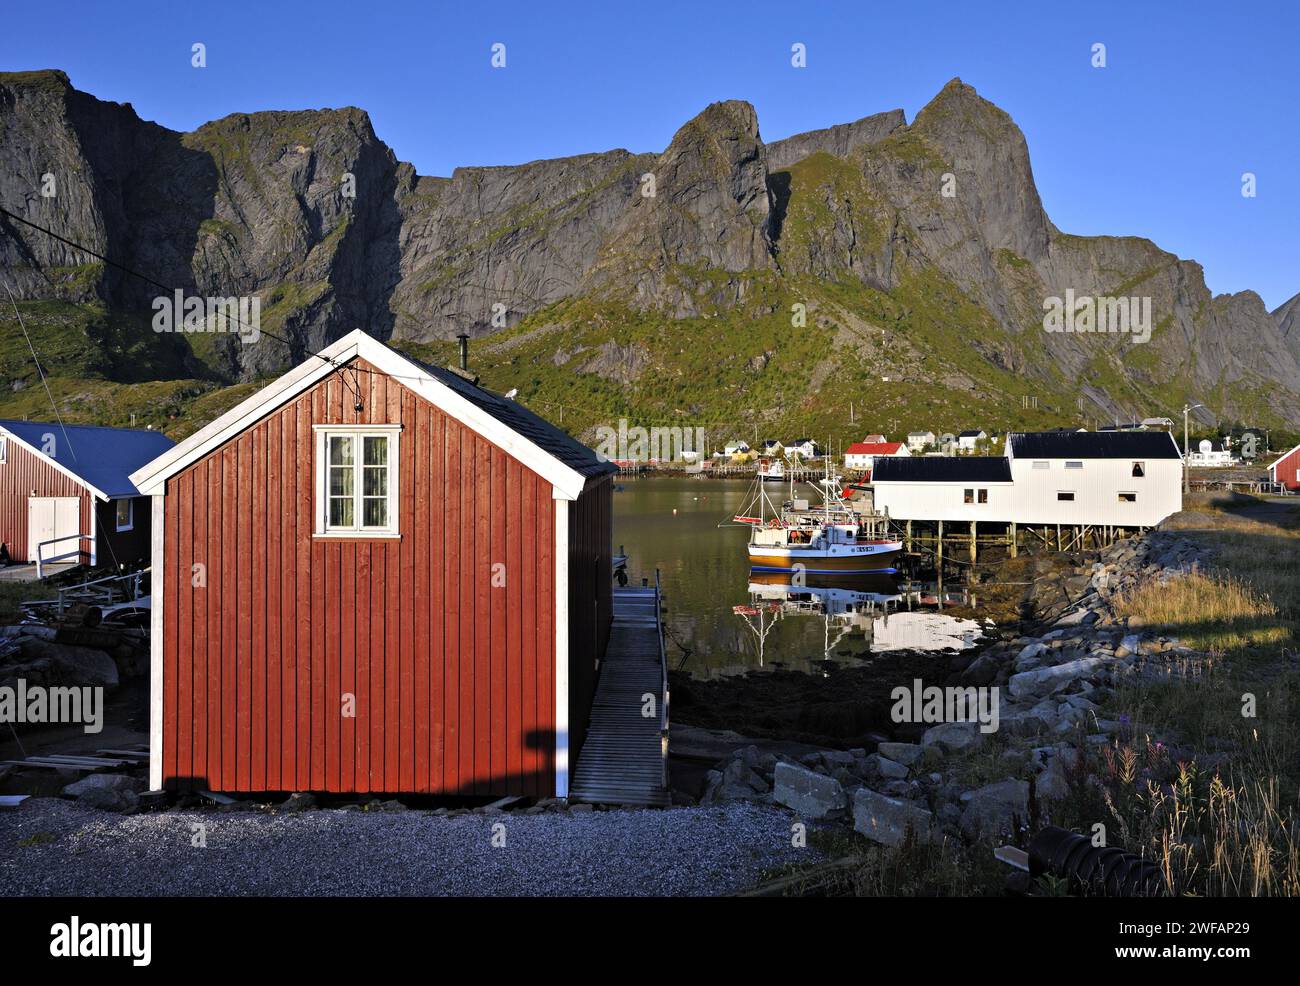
[872,456,1015,522]
[1005,431,1183,527]
[872,431,1183,529]
[1185,440,1236,468]
[844,440,910,473]
[785,438,821,459]
[957,430,987,451]
[907,431,935,452]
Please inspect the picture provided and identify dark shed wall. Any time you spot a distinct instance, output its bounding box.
[161,357,558,796]
[0,435,93,563]
[95,496,152,569]
[566,473,613,761]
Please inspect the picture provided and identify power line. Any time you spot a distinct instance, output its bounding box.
[0,204,364,407]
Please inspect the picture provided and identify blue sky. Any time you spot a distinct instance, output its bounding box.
[4,0,1296,307]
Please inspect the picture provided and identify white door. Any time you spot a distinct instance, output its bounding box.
[27,496,81,563]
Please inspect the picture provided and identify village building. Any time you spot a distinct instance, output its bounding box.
[844,440,910,473]
[1268,442,1300,492]
[129,330,617,798]
[1185,439,1237,468]
[906,430,935,451]
[872,431,1183,530]
[956,429,987,452]
[0,420,173,569]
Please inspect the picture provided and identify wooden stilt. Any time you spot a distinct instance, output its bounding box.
[1010,521,1018,558]
[970,520,977,563]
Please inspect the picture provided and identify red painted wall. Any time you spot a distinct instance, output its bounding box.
[160,358,563,795]
[0,433,93,564]
[1272,447,1300,492]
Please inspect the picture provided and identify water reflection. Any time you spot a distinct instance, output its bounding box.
[613,477,991,678]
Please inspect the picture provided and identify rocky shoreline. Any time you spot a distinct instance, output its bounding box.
[689,526,1213,853]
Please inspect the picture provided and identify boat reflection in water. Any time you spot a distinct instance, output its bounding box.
[733,570,988,669]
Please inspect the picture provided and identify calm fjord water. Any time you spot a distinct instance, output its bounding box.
[612,477,985,678]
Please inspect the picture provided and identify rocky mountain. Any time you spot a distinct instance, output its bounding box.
[1,69,1297,437]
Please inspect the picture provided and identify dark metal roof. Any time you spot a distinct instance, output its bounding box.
[404,355,617,480]
[872,456,1012,483]
[1009,431,1181,460]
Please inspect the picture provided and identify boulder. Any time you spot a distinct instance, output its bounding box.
[280,792,318,813]
[772,761,846,818]
[14,638,119,688]
[852,788,932,846]
[920,721,984,754]
[1008,657,1108,701]
[701,759,769,803]
[62,772,145,811]
[958,779,1029,839]
[876,742,923,767]
[871,755,910,780]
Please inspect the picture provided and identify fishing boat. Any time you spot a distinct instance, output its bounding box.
[731,449,902,574]
[747,520,902,574]
[757,458,785,482]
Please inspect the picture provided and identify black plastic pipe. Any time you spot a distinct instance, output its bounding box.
[1028,826,1168,897]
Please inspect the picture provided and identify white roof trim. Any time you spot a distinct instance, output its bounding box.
[0,424,110,501]
[129,330,589,499]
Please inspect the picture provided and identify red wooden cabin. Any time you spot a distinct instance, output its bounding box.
[0,419,173,569]
[1269,442,1300,492]
[131,330,616,798]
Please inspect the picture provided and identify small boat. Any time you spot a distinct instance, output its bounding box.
[748,521,902,574]
[757,458,785,482]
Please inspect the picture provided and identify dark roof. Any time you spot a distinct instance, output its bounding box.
[1009,431,1181,460]
[872,456,1012,483]
[403,356,617,480]
[0,419,175,498]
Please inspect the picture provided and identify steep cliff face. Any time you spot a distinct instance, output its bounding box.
[1,69,1297,431]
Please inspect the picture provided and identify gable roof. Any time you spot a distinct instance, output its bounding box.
[872,456,1012,483]
[130,330,614,500]
[0,419,175,499]
[1008,431,1181,460]
[1267,443,1300,476]
[958,429,986,438]
[845,441,905,456]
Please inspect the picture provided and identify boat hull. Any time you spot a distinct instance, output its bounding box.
[747,542,902,575]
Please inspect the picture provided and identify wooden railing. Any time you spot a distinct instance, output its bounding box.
[655,568,669,791]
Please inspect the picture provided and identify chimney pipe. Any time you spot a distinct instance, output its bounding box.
[457,333,469,372]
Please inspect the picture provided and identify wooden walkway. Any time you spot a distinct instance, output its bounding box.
[569,575,671,807]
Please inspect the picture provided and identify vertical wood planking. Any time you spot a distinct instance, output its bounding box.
[157,358,566,796]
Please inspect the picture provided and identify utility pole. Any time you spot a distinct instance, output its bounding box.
[1183,403,1204,494]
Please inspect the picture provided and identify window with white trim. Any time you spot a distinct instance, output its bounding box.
[1065,461,1083,470]
[0,436,7,464]
[115,498,133,532]
[314,425,400,536]
[1118,492,1137,503]
[1057,491,1075,501]
[1032,460,1049,470]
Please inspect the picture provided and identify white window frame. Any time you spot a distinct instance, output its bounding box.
[313,424,402,538]
[115,498,134,532]
[1032,460,1049,470]
[1065,461,1083,470]
[0,436,7,464]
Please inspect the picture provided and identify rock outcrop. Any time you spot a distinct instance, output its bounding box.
[2,69,1297,426]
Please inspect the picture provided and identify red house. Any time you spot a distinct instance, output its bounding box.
[130,330,616,798]
[1268,442,1300,492]
[0,419,173,568]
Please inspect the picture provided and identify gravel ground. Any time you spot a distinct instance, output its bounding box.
[0,799,806,896]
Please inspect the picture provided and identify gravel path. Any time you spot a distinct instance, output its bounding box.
[0,799,805,896]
